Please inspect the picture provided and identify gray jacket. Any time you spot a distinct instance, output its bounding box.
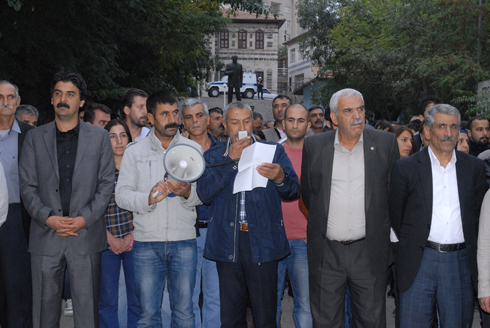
[115,129,202,242]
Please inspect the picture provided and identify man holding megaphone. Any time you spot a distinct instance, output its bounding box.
[115,91,203,327]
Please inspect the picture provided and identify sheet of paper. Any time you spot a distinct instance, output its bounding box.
[233,142,277,194]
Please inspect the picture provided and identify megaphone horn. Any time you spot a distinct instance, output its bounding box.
[164,143,205,183]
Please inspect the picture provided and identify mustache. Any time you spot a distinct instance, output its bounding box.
[481,136,488,141]
[350,118,363,126]
[165,123,179,130]
[57,102,70,109]
[0,105,13,110]
[315,120,323,124]
[440,136,455,142]
[219,124,225,129]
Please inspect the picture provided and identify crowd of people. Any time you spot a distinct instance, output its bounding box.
[1,68,490,328]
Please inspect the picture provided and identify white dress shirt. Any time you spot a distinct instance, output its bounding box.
[0,162,8,227]
[427,146,464,244]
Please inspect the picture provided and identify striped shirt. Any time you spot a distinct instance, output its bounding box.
[105,169,134,238]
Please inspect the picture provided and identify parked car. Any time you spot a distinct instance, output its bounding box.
[254,88,278,100]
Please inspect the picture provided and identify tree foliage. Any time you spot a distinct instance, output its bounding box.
[298,0,490,120]
[0,0,269,117]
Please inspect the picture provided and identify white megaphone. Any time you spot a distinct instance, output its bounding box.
[152,144,205,198]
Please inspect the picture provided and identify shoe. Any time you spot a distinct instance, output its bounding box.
[64,299,73,316]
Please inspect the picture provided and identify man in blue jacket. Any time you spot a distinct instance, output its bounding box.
[197,101,300,327]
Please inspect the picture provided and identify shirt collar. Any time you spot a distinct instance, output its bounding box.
[149,127,180,151]
[333,129,364,151]
[428,145,457,169]
[7,119,21,135]
[55,120,80,135]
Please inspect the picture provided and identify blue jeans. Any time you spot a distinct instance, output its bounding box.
[100,248,140,328]
[276,239,313,328]
[399,247,473,328]
[161,229,220,328]
[133,240,197,328]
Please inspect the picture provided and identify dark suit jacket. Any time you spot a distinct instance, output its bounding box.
[390,147,488,292]
[17,120,34,240]
[19,120,115,256]
[301,128,399,277]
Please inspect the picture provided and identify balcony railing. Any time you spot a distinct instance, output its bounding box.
[278,68,288,77]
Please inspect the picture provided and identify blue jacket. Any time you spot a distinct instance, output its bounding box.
[197,138,300,263]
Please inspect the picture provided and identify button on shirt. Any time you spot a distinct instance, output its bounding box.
[427,146,464,244]
[0,120,21,204]
[56,123,79,216]
[327,130,366,241]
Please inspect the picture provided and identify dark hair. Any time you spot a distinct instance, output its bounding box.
[253,128,266,140]
[104,118,133,143]
[252,111,263,121]
[460,120,468,130]
[272,95,292,105]
[374,120,392,131]
[417,95,441,116]
[392,125,417,155]
[119,88,149,117]
[467,115,489,130]
[405,119,421,133]
[51,69,87,100]
[308,106,324,113]
[84,103,112,123]
[209,107,223,116]
[418,120,426,134]
[146,91,178,116]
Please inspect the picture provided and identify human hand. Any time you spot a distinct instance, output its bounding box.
[228,136,251,160]
[149,180,169,205]
[108,234,126,255]
[55,216,87,237]
[167,179,191,199]
[480,296,490,313]
[123,233,134,252]
[256,163,284,184]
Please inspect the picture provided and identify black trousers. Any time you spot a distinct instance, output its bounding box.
[0,203,32,328]
[216,231,278,328]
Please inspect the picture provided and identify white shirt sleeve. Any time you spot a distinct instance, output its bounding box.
[0,163,8,227]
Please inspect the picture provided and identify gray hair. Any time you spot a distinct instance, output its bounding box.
[424,104,461,130]
[329,88,364,115]
[181,98,209,119]
[252,111,263,120]
[15,104,39,121]
[0,80,20,99]
[224,101,252,121]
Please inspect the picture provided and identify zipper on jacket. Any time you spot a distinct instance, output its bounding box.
[233,193,239,262]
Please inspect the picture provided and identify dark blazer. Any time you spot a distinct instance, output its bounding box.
[301,128,399,277]
[17,120,34,240]
[390,147,488,292]
[19,120,115,256]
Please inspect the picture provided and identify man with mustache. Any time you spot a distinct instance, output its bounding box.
[116,91,203,327]
[19,69,115,327]
[207,107,226,141]
[390,104,487,327]
[0,80,33,327]
[120,88,150,142]
[467,115,490,157]
[308,106,326,135]
[302,88,399,327]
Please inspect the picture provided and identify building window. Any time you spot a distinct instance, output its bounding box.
[220,30,229,48]
[238,30,247,49]
[290,48,296,62]
[256,30,264,49]
[267,33,273,39]
[284,6,291,13]
[285,20,291,27]
[267,42,273,47]
[232,41,235,47]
